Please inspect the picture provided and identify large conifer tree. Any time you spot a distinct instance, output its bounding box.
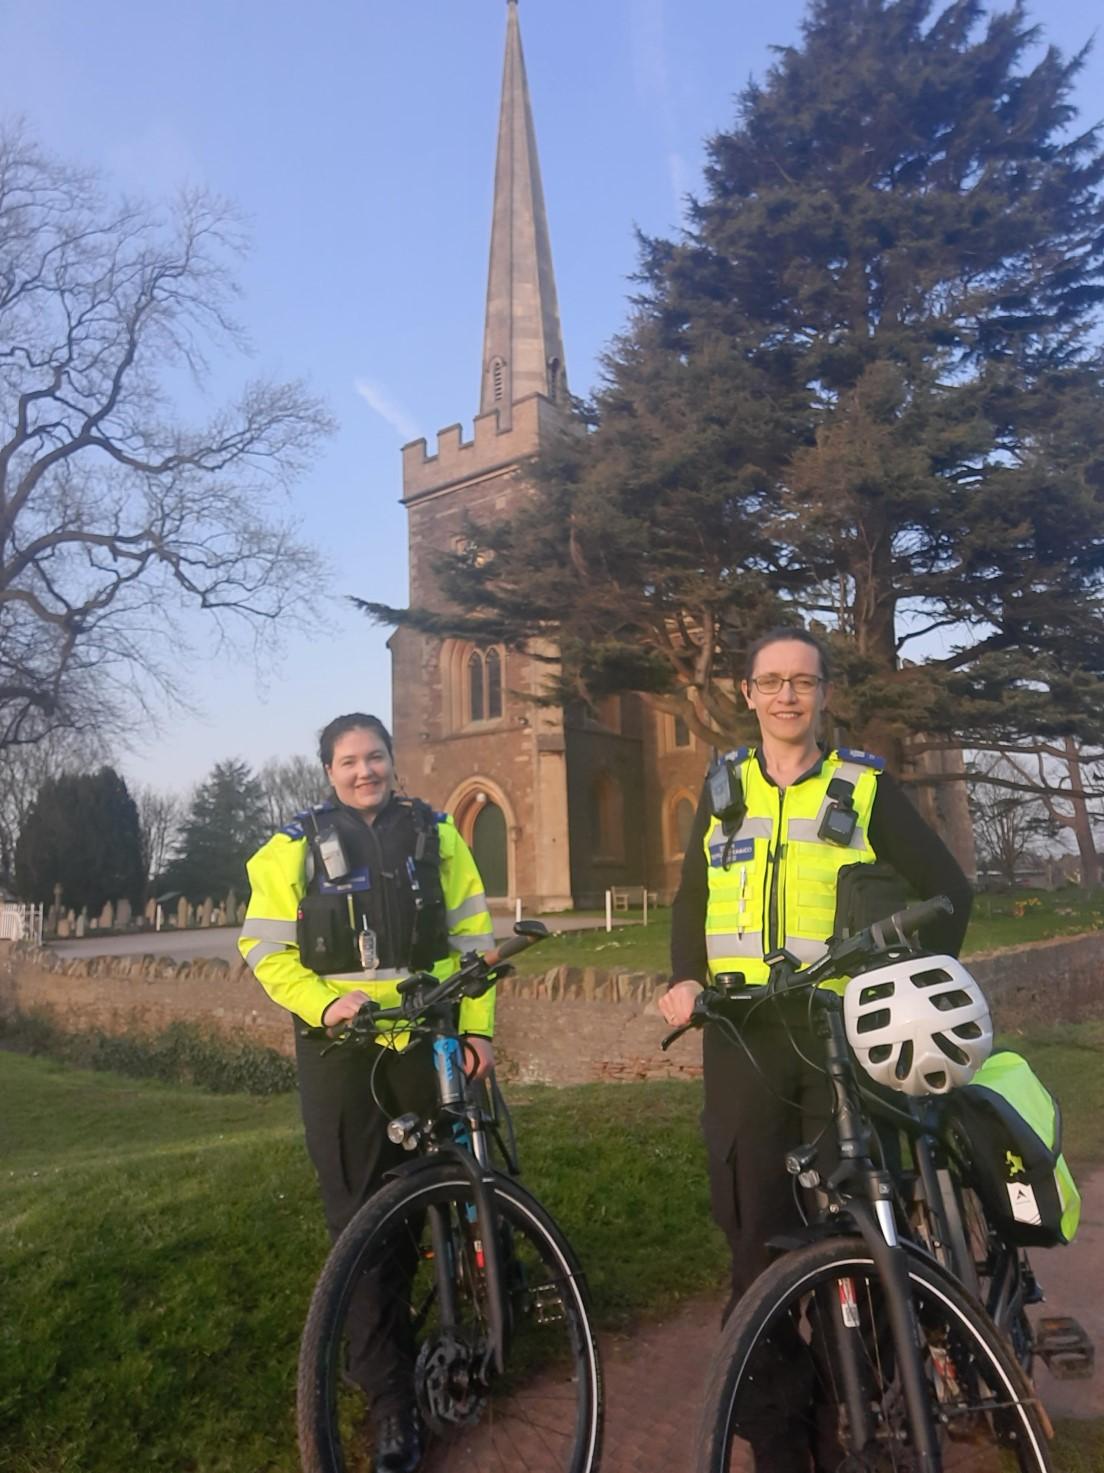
[15,768,144,911]
[161,759,267,903]
[364,0,1104,762]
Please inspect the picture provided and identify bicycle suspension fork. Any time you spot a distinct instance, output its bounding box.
[429,1033,509,1374]
[820,1004,943,1471]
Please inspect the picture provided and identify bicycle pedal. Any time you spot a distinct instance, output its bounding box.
[1035,1315,1095,1380]
[531,1284,566,1325]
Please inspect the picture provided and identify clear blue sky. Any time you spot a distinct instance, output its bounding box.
[7,0,1103,797]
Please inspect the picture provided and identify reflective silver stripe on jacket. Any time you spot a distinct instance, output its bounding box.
[786,936,829,964]
[241,917,298,943]
[446,893,490,927]
[449,931,495,954]
[786,763,871,847]
[318,967,408,983]
[244,939,287,971]
[706,931,764,959]
[786,817,868,847]
[727,816,773,841]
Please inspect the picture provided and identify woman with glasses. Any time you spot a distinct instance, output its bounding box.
[659,627,972,1472]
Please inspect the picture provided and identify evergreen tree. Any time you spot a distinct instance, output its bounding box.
[14,767,144,912]
[161,760,267,902]
[361,0,1104,766]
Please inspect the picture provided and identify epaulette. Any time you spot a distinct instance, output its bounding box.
[721,746,751,764]
[282,799,336,839]
[835,748,885,771]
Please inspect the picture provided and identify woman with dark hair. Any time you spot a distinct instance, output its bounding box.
[659,630,972,1472]
[239,713,494,1473]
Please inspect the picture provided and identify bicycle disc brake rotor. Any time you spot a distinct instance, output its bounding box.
[415,1331,490,1431]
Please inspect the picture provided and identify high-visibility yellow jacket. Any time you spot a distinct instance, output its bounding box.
[703,747,881,986]
[238,807,495,1040]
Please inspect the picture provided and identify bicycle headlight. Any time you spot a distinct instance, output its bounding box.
[387,1113,422,1150]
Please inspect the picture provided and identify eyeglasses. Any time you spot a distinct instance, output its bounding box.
[749,674,823,695]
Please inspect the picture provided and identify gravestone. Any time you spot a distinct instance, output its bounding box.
[116,898,132,928]
[176,895,190,930]
[144,898,157,924]
[200,897,214,927]
[76,910,87,938]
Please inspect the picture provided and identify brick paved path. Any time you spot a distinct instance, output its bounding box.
[599,1296,724,1472]
[593,1168,1102,1471]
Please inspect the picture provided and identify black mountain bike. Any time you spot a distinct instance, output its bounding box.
[667,897,1053,1473]
[297,921,603,1473]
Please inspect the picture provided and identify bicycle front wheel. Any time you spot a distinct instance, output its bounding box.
[298,1162,602,1473]
[698,1235,1051,1473]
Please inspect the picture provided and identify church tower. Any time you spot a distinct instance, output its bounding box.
[390,0,575,910]
[392,1,708,909]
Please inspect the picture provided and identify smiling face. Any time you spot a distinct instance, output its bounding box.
[325,727,396,821]
[741,638,829,750]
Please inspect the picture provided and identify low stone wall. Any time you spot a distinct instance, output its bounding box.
[0,942,698,1086]
[0,931,1100,1087]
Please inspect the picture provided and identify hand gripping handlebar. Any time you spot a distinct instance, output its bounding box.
[660,895,955,1050]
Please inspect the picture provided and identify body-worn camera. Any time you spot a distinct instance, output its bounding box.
[708,753,745,825]
[315,823,350,882]
[818,777,858,846]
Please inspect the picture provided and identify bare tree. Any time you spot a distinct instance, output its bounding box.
[980,739,1104,890]
[0,120,333,751]
[258,753,329,830]
[968,757,1053,887]
[135,785,183,895]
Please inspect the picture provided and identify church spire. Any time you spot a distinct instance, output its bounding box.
[480,0,568,422]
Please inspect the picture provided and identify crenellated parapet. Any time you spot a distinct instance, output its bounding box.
[401,394,564,502]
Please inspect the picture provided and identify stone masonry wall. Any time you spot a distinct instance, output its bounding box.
[0,933,1100,1088]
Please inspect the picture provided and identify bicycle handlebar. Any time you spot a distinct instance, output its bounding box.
[660,894,954,1050]
[305,919,551,1046]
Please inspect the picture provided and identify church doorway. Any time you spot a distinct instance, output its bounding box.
[471,799,508,897]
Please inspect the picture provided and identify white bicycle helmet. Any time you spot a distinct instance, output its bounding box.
[843,954,993,1097]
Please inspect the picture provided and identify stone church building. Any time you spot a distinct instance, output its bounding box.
[390,1,707,910]
[389,1,975,909]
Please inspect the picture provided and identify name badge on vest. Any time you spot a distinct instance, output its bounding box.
[710,836,754,867]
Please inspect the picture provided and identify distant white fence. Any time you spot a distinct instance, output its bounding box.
[0,902,44,946]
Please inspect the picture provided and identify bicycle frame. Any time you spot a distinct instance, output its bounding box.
[804,990,944,1469]
[669,895,970,1470]
[309,922,549,1383]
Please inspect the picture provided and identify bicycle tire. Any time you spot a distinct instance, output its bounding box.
[298,1162,603,1473]
[697,1235,1052,1473]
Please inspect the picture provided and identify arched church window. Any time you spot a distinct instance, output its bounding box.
[485,647,503,719]
[674,796,695,855]
[547,356,561,402]
[674,715,691,748]
[468,650,485,723]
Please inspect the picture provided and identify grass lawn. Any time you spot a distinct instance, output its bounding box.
[3,1018,1102,1471]
[509,886,1104,978]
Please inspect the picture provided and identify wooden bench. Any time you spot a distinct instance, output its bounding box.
[609,885,658,912]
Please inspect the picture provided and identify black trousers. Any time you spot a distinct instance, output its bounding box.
[701,997,839,1473]
[295,1026,438,1416]
[702,996,836,1307]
